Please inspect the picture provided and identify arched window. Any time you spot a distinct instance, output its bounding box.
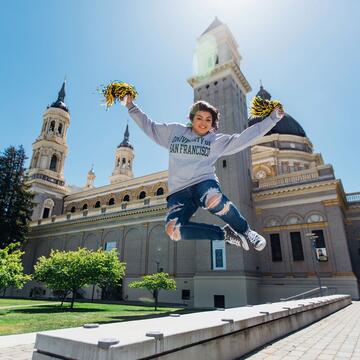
[50,121,55,132]
[139,191,146,199]
[285,216,302,225]
[156,187,164,196]
[57,123,63,135]
[42,208,50,219]
[95,201,101,208]
[42,198,54,219]
[32,152,39,168]
[49,155,58,171]
[265,217,281,227]
[123,194,130,202]
[70,206,76,213]
[108,198,115,206]
[306,213,325,223]
[82,204,88,210]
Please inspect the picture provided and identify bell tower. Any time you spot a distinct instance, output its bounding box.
[188,17,253,220]
[187,19,259,306]
[28,81,70,220]
[110,124,134,184]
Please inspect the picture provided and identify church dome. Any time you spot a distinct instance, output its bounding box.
[249,86,307,138]
[118,124,133,149]
[49,81,69,113]
[118,138,133,149]
[256,85,271,101]
[249,113,307,138]
[51,100,68,112]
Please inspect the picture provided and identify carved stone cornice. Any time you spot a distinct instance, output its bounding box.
[253,180,339,200]
[27,177,68,194]
[44,107,70,122]
[263,221,328,232]
[29,202,167,238]
[187,60,251,93]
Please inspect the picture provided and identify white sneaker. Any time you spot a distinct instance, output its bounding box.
[223,224,249,251]
[244,229,266,251]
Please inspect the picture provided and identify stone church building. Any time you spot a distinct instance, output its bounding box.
[16,18,360,308]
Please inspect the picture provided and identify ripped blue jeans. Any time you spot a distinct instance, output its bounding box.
[165,180,249,241]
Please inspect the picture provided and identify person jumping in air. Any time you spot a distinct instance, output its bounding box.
[122,95,284,251]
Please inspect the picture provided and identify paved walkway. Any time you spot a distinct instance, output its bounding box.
[0,332,37,360]
[0,344,34,360]
[0,302,60,310]
[0,301,359,360]
[244,301,360,360]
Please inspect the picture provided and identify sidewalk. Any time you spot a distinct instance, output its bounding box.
[243,301,360,360]
[0,302,60,310]
[1,301,359,360]
[0,332,37,360]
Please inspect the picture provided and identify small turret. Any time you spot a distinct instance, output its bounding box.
[110,124,135,184]
[85,165,96,189]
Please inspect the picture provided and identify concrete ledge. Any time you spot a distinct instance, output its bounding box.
[32,295,351,360]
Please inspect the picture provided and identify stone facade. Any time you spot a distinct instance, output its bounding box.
[27,83,70,221]
[13,18,360,307]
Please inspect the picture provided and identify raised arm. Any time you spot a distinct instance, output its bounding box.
[214,108,284,157]
[126,99,183,149]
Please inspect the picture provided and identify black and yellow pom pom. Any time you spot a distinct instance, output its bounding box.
[101,81,138,109]
[249,96,283,118]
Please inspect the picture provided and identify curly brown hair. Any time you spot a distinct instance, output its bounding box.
[188,101,219,131]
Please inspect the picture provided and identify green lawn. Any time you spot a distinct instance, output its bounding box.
[0,298,190,335]
[0,298,59,307]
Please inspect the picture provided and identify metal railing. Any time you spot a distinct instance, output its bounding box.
[255,168,320,189]
[280,286,336,301]
[276,165,310,175]
[346,192,360,203]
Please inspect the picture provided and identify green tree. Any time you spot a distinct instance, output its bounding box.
[34,248,126,308]
[0,243,32,295]
[89,249,126,299]
[128,272,176,310]
[0,146,34,248]
[34,248,93,309]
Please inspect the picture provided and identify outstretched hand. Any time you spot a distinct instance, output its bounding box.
[275,106,285,119]
[122,95,134,107]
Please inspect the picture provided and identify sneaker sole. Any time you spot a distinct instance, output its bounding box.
[225,239,242,248]
[238,234,249,251]
[223,225,249,251]
[254,241,266,251]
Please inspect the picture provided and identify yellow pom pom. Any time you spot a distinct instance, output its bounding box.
[250,96,283,118]
[101,81,138,109]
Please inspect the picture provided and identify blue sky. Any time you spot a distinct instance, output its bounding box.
[1,0,359,193]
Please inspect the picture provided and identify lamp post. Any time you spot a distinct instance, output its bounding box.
[155,261,160,273]
[305,232,323,296]
[153,260,161,305]
[155,246,163,273]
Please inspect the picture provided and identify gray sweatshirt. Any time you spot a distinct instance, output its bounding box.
[127,104,282,196]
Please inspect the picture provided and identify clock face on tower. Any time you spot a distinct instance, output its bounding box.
[255,169,267,179]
